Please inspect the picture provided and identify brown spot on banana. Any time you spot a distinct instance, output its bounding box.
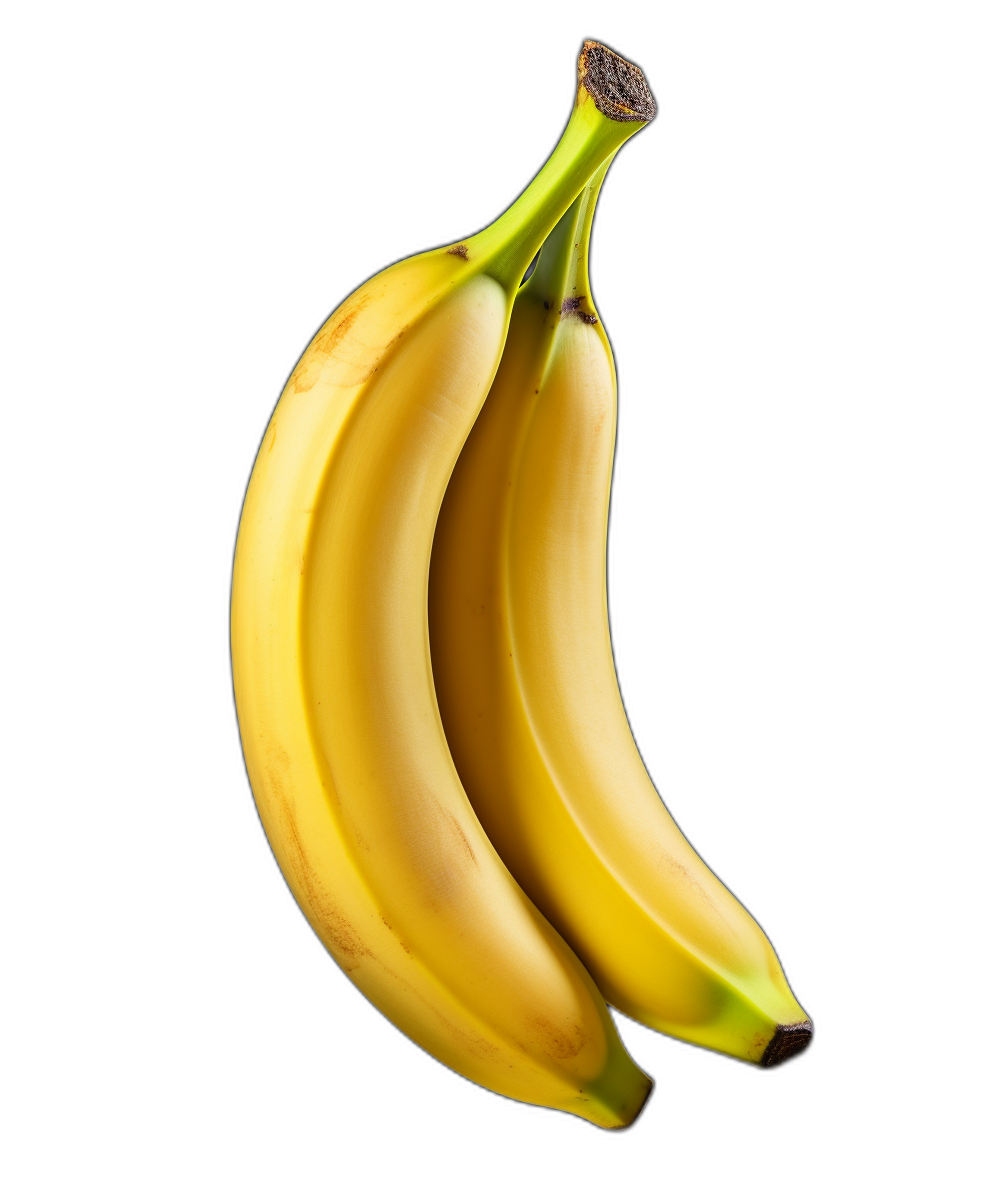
[527,1016,587,1061]
[274,795,373,970]
[317,298,367,357]
[560,295,598,324]
[292,357,323,393]
[436,800,478,866]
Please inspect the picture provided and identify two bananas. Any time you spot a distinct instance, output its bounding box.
[231,42,811,1129]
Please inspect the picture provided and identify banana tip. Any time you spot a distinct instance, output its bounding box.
[760,1020,813,1068]
[625,1073,655,1128]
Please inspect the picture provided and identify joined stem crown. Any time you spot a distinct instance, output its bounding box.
[579,41,656,124]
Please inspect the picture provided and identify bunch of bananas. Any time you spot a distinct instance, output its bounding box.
[231,41,811,1129]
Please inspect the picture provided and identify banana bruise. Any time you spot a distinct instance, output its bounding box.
[232,44,657,1127]
[429,163,813,1067]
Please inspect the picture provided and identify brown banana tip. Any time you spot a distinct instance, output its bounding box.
[760,1020,814,1068]
[579,41,657,123]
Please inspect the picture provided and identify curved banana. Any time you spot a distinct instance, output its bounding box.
[430,163,812,1067]
[231,45,658,1126]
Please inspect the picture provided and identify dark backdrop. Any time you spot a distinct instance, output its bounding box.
[181,16,881,1165]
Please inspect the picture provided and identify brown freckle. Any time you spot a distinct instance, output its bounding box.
[528,1016,586,1060]
[447,244,469,260]
[318,300,366,357]
[293,359,322,393]
[543,300,551,310]
[324,759,340,807]
[277,795,372,967]
[440,805,477,865]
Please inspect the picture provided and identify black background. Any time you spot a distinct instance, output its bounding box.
[177,13,885,1165]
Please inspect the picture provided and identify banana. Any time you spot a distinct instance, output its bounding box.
[231,44,658,1126]
[429,162,813,1067]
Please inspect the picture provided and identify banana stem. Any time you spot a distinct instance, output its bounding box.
[567,156,613,316]
[519,155,614,319]
[520,197,582,308]
[516,153,620,329]
[471,43,654,292]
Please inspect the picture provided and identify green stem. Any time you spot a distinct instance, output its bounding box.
[567,155,613,315]
[518,155,615,318]
[520,195,582,309]
[468,44,654,293]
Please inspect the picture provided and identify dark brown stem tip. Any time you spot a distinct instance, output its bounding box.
[760,1021,813,1068]
[579,41,657,123]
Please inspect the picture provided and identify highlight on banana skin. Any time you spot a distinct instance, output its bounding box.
[230,39,811,1130]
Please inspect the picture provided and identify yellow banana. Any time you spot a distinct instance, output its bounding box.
[231,44,657,1126]
[430,162,812,1067]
